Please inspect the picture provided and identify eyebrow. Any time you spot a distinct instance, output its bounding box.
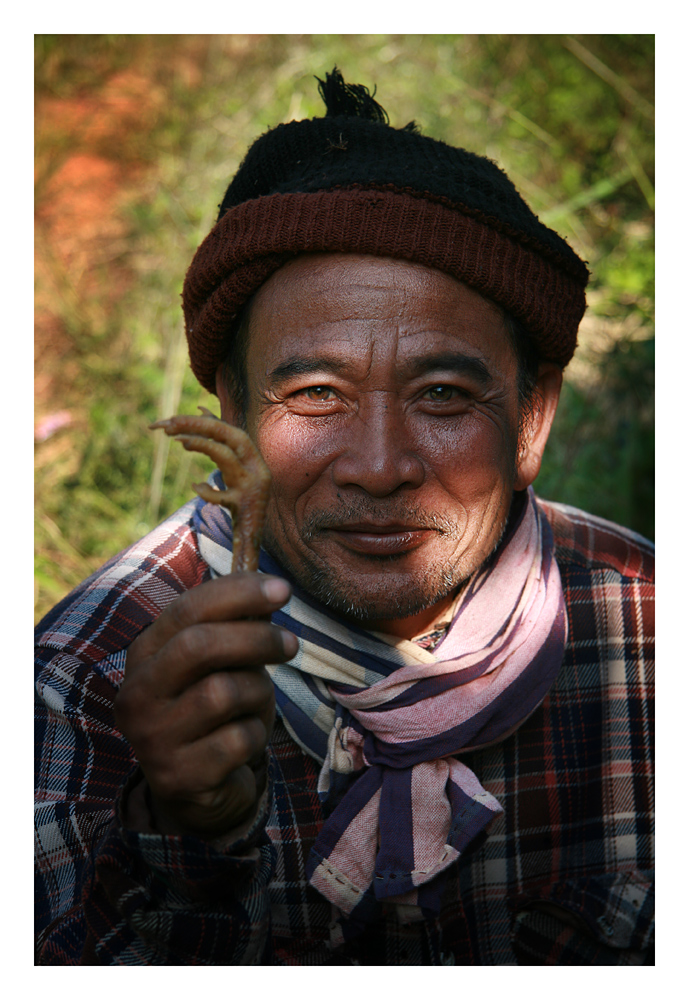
[399,352,493,386]
[267,357,354,388]
[266,351,493,389]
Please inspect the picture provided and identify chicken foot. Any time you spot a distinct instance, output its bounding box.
[150,408,271,573]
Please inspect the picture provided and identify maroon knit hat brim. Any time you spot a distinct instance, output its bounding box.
[183,186,588,395]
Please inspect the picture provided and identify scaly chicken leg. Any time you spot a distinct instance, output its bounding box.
[150,408,271,573]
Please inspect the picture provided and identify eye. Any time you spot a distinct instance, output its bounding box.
[424,384,459,402]
[302,385,336,401]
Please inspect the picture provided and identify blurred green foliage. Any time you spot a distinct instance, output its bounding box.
[34,34,654,623]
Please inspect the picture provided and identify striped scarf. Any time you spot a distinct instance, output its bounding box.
[194,480,567,928]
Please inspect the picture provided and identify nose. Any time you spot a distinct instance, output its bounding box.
[331,395,425,497]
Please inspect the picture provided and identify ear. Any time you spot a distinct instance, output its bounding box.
[215,366,243,427]
[514,362,563,491]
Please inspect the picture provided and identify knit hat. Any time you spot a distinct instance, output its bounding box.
[183,69,589,394]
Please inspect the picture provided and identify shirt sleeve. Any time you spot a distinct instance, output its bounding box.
[34,644,276,965]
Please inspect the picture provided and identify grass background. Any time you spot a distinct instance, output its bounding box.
[34,34,654,625]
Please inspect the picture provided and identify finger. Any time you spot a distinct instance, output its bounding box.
[162,618,296,691]
[130,670,274,767]
[149,715,269,805]
[128,573,292,661]
[143,619,296,696]
[150,670,275,755]
[132,619,294,700]
[175,667,276,744]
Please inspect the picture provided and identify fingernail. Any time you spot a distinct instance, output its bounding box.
[261,577,291,605]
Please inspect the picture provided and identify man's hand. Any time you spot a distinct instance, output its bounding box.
[115,574,297,839]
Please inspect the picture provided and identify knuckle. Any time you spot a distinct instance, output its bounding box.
[173,623,214,663]
[189,786,226,814]
[195,671,237,715]
[219,717,266,767]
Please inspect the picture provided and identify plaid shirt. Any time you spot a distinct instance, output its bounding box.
[34,496,654,965]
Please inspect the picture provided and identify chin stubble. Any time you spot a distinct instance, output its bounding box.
[262,498,511,624]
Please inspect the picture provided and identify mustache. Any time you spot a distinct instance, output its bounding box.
[300,499,462,539]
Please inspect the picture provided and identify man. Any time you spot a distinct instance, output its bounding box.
[35,70,654,965]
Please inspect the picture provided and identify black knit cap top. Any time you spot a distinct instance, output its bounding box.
[184,69,589,394]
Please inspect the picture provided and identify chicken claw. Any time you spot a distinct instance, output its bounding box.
[150,408,271,573]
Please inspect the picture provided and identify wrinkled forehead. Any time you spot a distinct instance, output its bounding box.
[244,252,517,377]
[250,252,506,328]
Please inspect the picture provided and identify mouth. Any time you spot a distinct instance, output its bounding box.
[323,522,437,557]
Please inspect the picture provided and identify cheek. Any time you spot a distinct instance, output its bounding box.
[255,418,337,497]
[418,414,518,492]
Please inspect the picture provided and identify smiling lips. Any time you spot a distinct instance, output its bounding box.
[325,522,436,556]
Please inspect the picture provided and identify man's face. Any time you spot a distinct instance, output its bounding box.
[220,253,529,637]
